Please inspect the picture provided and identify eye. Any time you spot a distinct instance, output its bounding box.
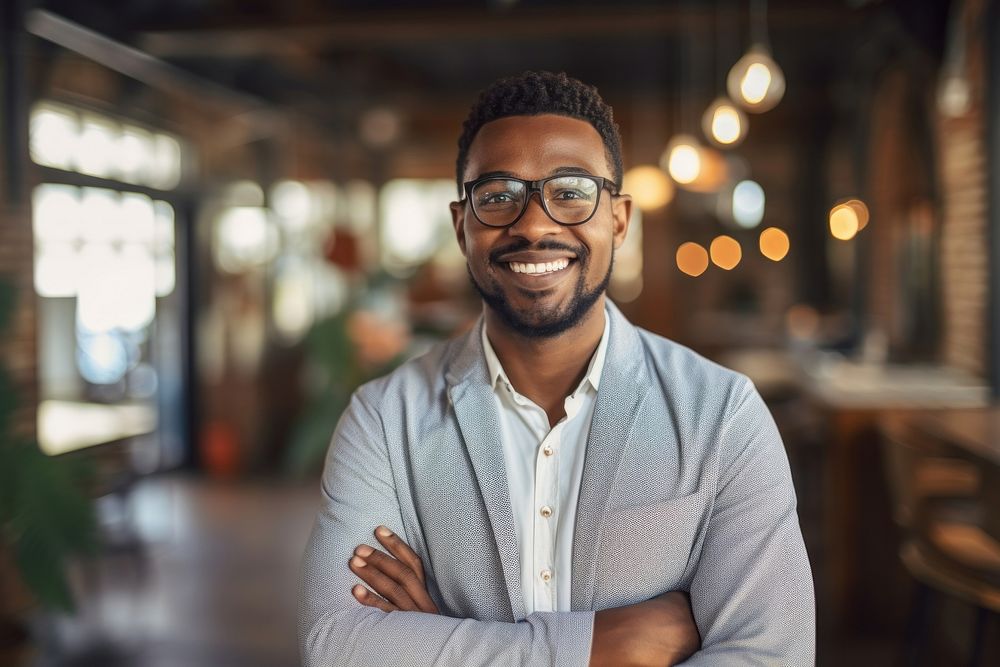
[548,177,598,202]
[479,191,516,205]
[473,179,523,208]
[551,188,587,200]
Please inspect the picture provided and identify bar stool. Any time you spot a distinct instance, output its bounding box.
[881,416,999,666]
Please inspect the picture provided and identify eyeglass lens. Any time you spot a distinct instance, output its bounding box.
[472,176,600,226]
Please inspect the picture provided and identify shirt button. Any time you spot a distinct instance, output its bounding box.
[542,445,554,457]
[539,505,553,518]
[540,569,552,582]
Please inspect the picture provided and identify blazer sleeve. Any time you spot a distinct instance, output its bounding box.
[680,379,816,666]
[298,391,595,667]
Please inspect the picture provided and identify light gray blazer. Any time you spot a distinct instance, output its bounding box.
[300,302,815,666]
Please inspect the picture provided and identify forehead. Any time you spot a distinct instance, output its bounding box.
[463,114,610,181]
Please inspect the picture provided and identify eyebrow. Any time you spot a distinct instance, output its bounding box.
[472,166,599,180]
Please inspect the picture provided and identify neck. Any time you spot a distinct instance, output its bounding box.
[485,298,607,427]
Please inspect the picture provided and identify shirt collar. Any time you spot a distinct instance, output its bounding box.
[481,309,611,395]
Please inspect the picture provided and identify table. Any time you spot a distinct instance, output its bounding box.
[801,361,991,634]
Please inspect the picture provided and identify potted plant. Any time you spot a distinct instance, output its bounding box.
[0,276,97,662]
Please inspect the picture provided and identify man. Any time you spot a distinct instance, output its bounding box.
[300,71,815,666]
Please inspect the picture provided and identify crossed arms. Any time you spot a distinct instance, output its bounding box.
[299,385,815,666]
[346,524,700,666]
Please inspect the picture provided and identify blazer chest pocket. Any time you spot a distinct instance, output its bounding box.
[593,490,710,608]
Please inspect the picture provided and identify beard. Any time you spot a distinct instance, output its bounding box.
[466,238,613,339]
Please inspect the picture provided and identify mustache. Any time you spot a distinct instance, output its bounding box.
[488,238,586,264]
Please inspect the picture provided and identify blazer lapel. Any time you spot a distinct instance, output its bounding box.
[572,302,650,610]
[445,319,525,621]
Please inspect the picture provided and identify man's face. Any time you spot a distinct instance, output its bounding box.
[450,114,632,338]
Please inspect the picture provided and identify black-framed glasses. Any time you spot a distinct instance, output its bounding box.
[461,174,618,228]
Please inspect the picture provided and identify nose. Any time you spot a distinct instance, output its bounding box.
[508,192,562,242]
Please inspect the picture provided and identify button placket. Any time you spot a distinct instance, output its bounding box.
[532,424,560,611]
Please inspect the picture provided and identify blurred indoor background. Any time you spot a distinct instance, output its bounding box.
[0,0,998,665]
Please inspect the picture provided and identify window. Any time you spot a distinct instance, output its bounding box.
[30,102,183,463]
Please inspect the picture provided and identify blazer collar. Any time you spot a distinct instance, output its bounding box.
[445,316,523,620]
[571,301,650,610]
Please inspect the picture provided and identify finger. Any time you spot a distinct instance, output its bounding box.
[349,553,419,611]
[358,546,438,614]
[374,526,426,583]
[351,584,396,613]
[373,529,440,614]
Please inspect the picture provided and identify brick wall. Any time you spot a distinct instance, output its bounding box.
[0,202,38,441]
[938,0,989,376]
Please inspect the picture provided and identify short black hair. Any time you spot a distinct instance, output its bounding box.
[456,71,624,195]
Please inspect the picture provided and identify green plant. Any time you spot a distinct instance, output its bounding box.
[0,276,97,611]
[283,304,408,477]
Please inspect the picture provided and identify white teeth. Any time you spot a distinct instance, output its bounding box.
[508,259,570,275]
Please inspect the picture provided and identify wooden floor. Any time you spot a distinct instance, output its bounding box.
[28,475,319,667]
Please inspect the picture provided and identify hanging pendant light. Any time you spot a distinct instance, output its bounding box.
[702,5,748,147]
[662,134,703,185]
[702,96,749,147]
[662,2,729,195]
[728,0,785,113]
[727,44,785,112]
[660,134,729,193]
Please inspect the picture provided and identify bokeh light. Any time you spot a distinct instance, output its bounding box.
[702,97,748,147]
[662,136,702,185]
[622,165,674,210]
[710,235,742,270]
[829,203,860,241]
[271,180,313,226]
[118,126,154,183]
[732,180,766,229]
[727,45,786,113]
[759,227,790,261]
[30,103,78,170]
[214,206,279,272]
[676,242,709,277]
[76,114,118,179]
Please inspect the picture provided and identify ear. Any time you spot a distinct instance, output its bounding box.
[449,200,468,256]
[611,194,632,250]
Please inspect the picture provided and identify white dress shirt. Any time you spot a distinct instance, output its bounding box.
[481,312,609,614]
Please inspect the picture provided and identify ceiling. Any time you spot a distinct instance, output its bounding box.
[29,0,952,128]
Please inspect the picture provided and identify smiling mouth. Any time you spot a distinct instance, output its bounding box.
[507,258,572,275]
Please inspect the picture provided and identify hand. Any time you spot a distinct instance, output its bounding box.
[590,591,700,667]
[349,526,439,614]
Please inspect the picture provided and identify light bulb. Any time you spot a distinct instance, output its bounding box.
[741,64,772,104]
[661,135,729,193]
[702,97,748,147]
[663,139,701,184]
[727,45,786,113]
[829,203,859,241]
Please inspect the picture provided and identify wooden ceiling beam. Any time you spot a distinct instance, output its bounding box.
[138,5,858,58]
